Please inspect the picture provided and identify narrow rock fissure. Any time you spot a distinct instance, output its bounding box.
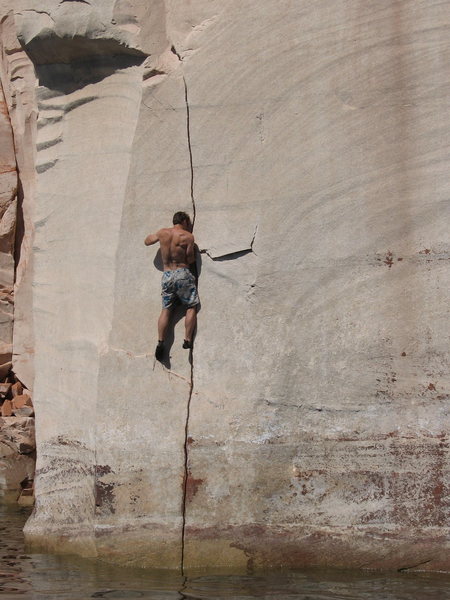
[250,224,258,253]
[13,165,25,276]
[180,356,193,577]
[180,68,195,577]
[182,74,195,225]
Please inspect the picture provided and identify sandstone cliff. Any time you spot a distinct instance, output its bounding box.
[0,0,449,571]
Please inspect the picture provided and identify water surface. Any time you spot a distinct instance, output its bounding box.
[1,504,449,599]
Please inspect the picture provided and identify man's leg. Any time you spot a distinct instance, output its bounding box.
[158,308,171,342]
[155,308,171,360]
[183,306,197,347]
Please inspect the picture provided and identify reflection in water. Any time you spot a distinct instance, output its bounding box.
[1,504,450,599]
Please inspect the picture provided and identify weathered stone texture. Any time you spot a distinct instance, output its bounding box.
[0,0,448,572]
[0,416,35,501]
[0,64,16,379]
[0,8,37,389]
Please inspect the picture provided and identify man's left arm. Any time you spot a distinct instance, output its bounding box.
[186,237,196,264]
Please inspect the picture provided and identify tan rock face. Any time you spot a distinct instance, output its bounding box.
[0,0,448,571]
[0,9,37,389]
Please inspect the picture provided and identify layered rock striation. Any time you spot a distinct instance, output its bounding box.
[0,0,449,572]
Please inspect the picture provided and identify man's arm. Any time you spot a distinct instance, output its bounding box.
[144,230,160,246]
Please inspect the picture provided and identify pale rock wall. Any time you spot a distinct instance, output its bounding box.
[0,0,448,572]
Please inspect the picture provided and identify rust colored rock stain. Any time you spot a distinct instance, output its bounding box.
[295,469,326,481]
[95,465,115,513]
[95,464,113,476]
[187,436,195,445]
[384,251,394,268]
[419,249,431,254]
[0,101,9,117]
[401,352,406,356]
[56,435,87,449]
[0,166,16,174]
[427,383,436,391]
[390,436,448,528]
[95,481,116,513]
[185,469,204,502]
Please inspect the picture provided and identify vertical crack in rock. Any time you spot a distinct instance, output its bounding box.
[180,69,195,576]
[182,75,195,225]
[250,224,258,253]
[180,352,194,576]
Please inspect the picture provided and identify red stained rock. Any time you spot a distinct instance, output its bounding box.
[1,399,12,416]
[12,394,32,409]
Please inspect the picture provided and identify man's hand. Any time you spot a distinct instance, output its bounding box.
[144,232,159,246]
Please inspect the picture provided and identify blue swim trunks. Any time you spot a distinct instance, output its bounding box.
[161,267,199,309]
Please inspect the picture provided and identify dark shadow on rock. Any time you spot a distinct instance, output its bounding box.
[34,52,146,94]
[25,34,146,65]
[153,249,164,272]
[210,248,252,261]
[193,244,202,282]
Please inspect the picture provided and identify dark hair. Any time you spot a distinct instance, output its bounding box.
[173,211,190,225]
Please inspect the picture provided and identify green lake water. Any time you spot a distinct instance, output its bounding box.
[1,503,449,599]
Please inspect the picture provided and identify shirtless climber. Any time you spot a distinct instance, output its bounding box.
[144,211,199,361]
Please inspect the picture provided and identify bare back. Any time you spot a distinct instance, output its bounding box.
[158,227,195,270]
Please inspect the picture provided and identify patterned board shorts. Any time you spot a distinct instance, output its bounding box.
[161,267,199,309]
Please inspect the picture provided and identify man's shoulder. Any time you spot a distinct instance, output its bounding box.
[158,227,172,237]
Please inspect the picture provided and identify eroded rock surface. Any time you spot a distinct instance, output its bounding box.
[0,415,35,501]
[0,0,448,572]
[0,7,37,389]
[0,62,16,380]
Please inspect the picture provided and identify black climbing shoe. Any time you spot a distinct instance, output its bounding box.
[155,341,164,361]
[182,339,193,350]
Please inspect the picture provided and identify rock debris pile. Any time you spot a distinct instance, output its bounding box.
[0,377,35,505]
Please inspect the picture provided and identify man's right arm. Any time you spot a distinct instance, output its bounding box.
[144,230,160,246]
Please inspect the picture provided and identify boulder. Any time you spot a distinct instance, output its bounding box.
[11,393,32,410]
[0,416,36,454]
[0,416,35,502]
[0,399,12,417]
[12,405,34,418]
[0,454,35,502]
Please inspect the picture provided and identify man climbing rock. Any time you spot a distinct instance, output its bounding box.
[145,211,199,361]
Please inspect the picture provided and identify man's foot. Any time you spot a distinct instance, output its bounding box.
[182,339,193,349]
[155,340,164,361]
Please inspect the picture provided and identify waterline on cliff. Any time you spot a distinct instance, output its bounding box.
[2,503,450,599]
